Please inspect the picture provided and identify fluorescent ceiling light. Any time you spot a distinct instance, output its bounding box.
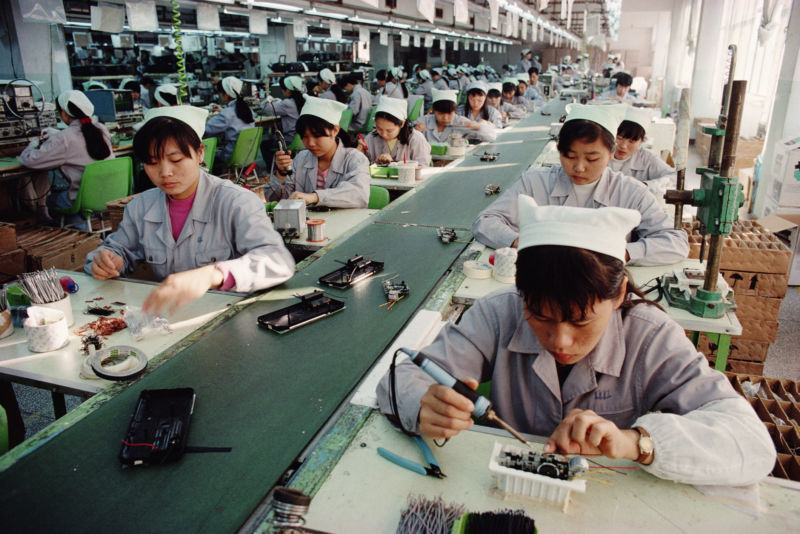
[251,1,303,11]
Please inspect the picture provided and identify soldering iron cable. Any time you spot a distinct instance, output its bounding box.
[170,0,188,103]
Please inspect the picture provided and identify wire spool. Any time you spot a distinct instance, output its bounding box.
[88,345,148,381]
[269,487,311,528]
[306,219,326,242]
[492,247,517,284]
[463,260,492,279]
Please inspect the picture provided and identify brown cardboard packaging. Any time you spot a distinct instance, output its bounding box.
[697,336,770,362]
[106,194,137,233]
[734,295,782,320]
[0,248,25,282]
[721,270,789,298]
[735,318,780,343]
[16,228,102,271]
[0,222,16,253]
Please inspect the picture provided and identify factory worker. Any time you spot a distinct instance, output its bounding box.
[524,67,546,107]
[414,69,434,111]
[266,75,306,139]
[86,105,295,315]
[531,54,542,73]
[500,78,529,117]
[514,74,536,110]
[472,104,689,266]
[431,68,449,90]
[153,84,180,107]
[378,196,775,487]
[82,80,108,91]
[487,82,524,121]
[475,65,488,82]
[455,67,469,91]
[446,68,459,90]
[204,76,255,163]
[342,73,373,132]
[516,48,533,74]
[414,89,490,145]
[121,79,148,111]
[598,72,636,102]
[457,80,502,132]
[382,67,408,99]
[271,97,369,208]
[611,107,676,195]
[19,90,113,225]
[554,65,568,92]
[360,96,431,167]
[314,68,337,100]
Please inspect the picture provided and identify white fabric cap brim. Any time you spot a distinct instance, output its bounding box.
[222,76,243,98]
[319,69,335,84]
[286,76,305,91]
[58,90,94,117]
[465,80,489,94]
[432,89,458,104]
[502,77,519,87]
[300,95,347,126]
[517,195,641,262]
[419,69,431,80]
[623,107,653,136]
[376,96,408,122]
[143,105,209,139]
[564,103,628,137]
[154,84,179,106]
[488,82,502,92]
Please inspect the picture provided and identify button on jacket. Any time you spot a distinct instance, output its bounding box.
[471,165,689,266]
[204,102,255,162]
[377,287,775,486]
[269,140,370,208]
[86,170,295,291]
[364,129,431,167]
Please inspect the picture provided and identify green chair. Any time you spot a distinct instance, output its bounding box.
[0,404,8,454]
[286,133,305,153]
[223,126,263,181]
[368,185,390,209]
[407,97,424,122]
[457,89,466,106]
[54,156,133,233]
[202,137,217,171]
[339,109,354,131]
[358,106,378,133]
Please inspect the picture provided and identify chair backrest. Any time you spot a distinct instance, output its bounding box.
[286,133,305,153]
[339,109,354,131]
[368,185,390,209]
[76,156,134,214]
[202,137,217,170]
[0,403,8,454]
[226,126,263,169]
[358,106,377,133]
[407,97,424,122]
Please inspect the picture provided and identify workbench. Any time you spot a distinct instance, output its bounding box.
[284,208,378,251]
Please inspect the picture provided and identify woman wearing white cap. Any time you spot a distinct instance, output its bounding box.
[204,76,255,163]
[472,104,689,266]
[488,82,524,121]
[457,81,502,134]
[153,84,180,107]
[19,90,113,224]
[271,96,369,208]
[413,89,487,145]
[382,68,408,100]
[513,74,536,111]
[431,68,449,91]
[378,195,774,487]
[500,79,527,119]
[342,73,373,132]
[516,49,533,75]
[414,69,434,112]
[360,96,431,167]
[85,105,294,315]
[264,75,306,139]
[611,107,675,194]
[313,68,337,100]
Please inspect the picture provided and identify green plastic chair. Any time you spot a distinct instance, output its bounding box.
[368,185,390,209]
[358,106,377,133]
[202,137,217,170]
[224,126,263,180]
[457,89,466,106]
[407,98,424,122]
[0,404,8,454]
[54,156,133,233]
[286,133,305,153]
[339,109,354,131]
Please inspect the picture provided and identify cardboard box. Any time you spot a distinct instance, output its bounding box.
[106,194,136,233]
[697,336,771,362]
[16,228,102,271]
[0,248,25,282]
[735,318,780,343]
[692,121,763,177]
[0,222,16,253]
[683,220,792,274]
[721,269,788,297]
[757,213,800,285]
[734,294,782,320]
[706,355,765,375]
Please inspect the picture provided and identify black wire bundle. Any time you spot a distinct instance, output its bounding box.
[461,509,536,533]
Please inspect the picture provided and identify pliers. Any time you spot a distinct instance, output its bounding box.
[377,435,445,478]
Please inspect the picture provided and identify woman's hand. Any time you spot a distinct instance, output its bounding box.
[289,191,319,205]
[91,248,124,280]
[414,122,427,132]
[543,408,640,460]
[275,150,293,178]
[418,376,478,439]
[357,137,368,152]
[141,265,223,316]
[468,121,481,131]
[375,153,393,165]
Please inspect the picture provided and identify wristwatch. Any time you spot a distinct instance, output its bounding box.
[634,426,654,464]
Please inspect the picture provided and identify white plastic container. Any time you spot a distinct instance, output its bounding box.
[37,293,74,327]
[24,306,69,353]
[397,161,417,185]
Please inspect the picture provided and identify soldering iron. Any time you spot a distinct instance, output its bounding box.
[397,347,534,449]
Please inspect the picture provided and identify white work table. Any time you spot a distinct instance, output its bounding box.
[0,271,240,399]
[285,208,378,251]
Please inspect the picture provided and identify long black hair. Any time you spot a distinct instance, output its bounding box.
[374,111,412,145]
[59,100,111,161]
[281,77,306,115]
[463,88,489,121]
[217,80,254,124]
[387,70,409,98]
[330,83,349,104]
[557,119,615,155]
[295,114,353,148]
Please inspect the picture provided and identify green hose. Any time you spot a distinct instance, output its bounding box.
[170,0,188,103]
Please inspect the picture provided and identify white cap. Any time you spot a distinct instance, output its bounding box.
[622,106,653,136]
[154,84,179,106]
[465,80,489,94]
[57,90,94,118]
[517,195,641,262]
[319,68,336,84]
[284,75,305,91]
[299,95,347,126]
[562,55,572,63]
[515,73,529,83]
[375,96,408,122]
[221,76,243,98]
[390,66,403,79]
[522,48,531,55]
[82,81,108,91]
[432,67,443,76]
[432,88,458,104]
[477,65,486,72]
[143,105,209,139]
[447,67,457,76]
[488,82,502,93]
[564,103,627,137]
[502,77,519,87]
[418,69,431,81]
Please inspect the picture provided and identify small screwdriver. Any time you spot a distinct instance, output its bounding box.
[399,348,534,450]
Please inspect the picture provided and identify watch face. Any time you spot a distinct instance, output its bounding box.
[639,435,654,454]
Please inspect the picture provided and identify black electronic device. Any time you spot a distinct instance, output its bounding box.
[318,255,384,289]
[85,89,136,123]
[485,184,502,195]
[257,291,345,334]
[436,227,457,244]
[479,152,500,162]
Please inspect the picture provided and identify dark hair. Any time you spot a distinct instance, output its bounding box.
[516,246,658,322]
[516,84,527,97]
[527,67,540,75]
[157,90,179,106]
[502,82,516,94]
[376,69,388,82]
[296,114,353,148]
[617,120,646,142]
[374,111,412,144]
[463,89,489,120]
[58,100,111,161]
[330,84,349,104]
[281,77,307,114]
[121,80,139,92]
[343,72,362,86]
[557,119,615,155]
[614,72,633,87]
[487,89,502,98]
[501,64,509,71]
[432,100,456,113]
[133,116,202,165]
[216,80,254,123]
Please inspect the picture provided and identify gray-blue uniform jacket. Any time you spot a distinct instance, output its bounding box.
[269,140,370,208]
[613,148,676,190]
[265,97,300,139]
[457,104,503,129]
[471,165,690,266]
[204,102,255,162]
[348,85,373,132]
[433,78,449,90]
[364,129,432,167]
[416,113,494,144]
[524,83,547,107]
[376,287,775,486]
[415,80,434,111]
[382,82,405,99]
[85,170,295,291]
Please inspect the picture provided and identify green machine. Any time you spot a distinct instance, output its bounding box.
[663,45,746,319]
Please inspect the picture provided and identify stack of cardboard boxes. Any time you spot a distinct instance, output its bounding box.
[0,225,102,282]
[0,222,25,282]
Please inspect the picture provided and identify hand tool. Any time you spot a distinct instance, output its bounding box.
[378,435,445,478]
